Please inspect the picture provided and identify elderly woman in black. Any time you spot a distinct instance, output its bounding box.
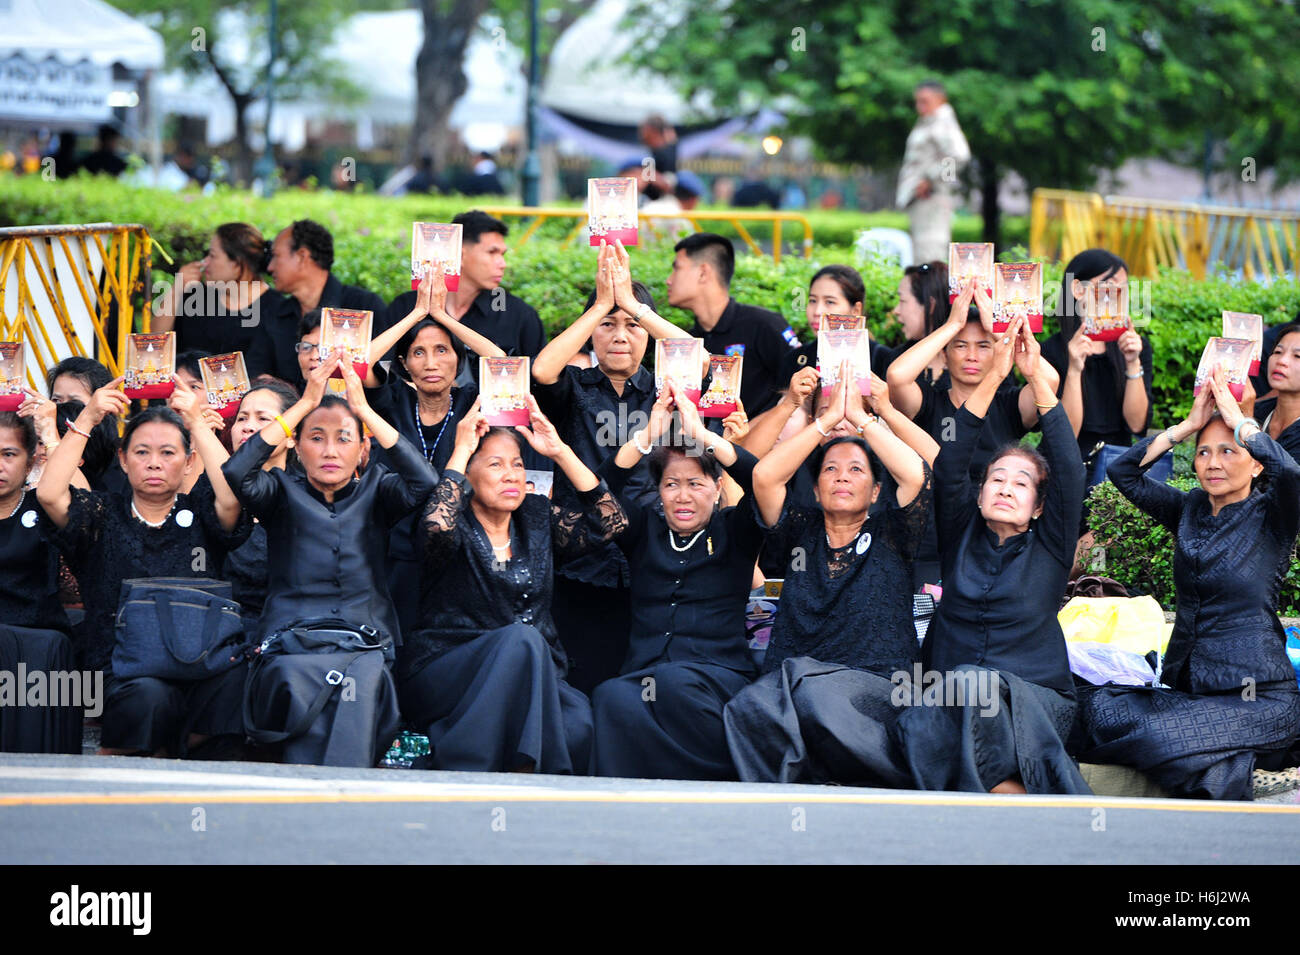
[590,380,763,780]
[899,315,1091,795]
[532,242,705,694]
[1075,369,1300,799]
[724,366,932,784]
[38,379,250,756]
[404,395,626,773]
[222,356,437,767]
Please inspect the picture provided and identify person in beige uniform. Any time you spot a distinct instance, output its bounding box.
[896,81,971,264]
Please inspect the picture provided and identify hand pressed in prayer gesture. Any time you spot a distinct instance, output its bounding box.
[1012,316,1042,381]
[990,314,1022,384]
[1183,376,1217,433]
[671,378,707,443]
[516,394,569,460]
[610,238,639,314]
[645,382,677,444]
[303,354,338,408]
[818,362,849,433]
[593,241,616,313]
[340,358,371,416]
[842,361,874,431]
[1207,365,1247,431]
[866,372,892,416]
[945,278,976,330]
[971,279,996,335]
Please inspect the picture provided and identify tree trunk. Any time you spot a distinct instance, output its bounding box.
[231,93,254,186]
[979,157,1001,248]
[411,0,491,171]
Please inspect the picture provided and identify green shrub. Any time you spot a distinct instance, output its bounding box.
[4,176,1298,427]
[1086,476,1300,615]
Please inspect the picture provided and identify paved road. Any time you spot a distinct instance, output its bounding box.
[1,754,1296,864]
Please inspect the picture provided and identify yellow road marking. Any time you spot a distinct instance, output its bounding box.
[1,789,1297,813]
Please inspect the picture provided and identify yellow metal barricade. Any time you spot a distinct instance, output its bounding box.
[480,207,814,263]
[1030,190,1300,281]
[0,223,154,389]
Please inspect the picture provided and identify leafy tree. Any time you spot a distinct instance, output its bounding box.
[625,0,1300,243]
[112,0,362,184]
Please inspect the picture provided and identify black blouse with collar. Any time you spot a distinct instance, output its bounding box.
[221,433,437,645]
[604,445,765,675]
[926,403,1084,694]
[1108,426,1300,693]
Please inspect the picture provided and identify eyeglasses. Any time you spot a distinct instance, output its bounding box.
[293,342,318,354]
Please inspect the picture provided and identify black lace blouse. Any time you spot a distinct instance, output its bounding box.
[761,464,932,676]
[1108,427,1300,694]
[405,471,627,682]
[39,476,252,672]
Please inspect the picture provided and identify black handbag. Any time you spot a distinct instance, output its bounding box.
[242,618,392,746]
[112,578,246,681]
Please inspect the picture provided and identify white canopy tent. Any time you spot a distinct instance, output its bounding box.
[0,0,163,128]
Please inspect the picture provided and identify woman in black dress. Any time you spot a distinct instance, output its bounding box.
[1075,368,1300,799]
[221,356,437,766]
[37,379,251,756]
[1041,249,1152,464]
[361,268,503,639]
[532,241,701,694]
[405,395,626,773]
[591,380,764,780]
[152,222,285,359]
[0,412,79,753]
[724,366,933,784]
[900,316,1091,795]
[1255,322,1300,464]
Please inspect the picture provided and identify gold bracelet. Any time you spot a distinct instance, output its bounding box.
[274,414,293,439]
[1035,401,1058,411]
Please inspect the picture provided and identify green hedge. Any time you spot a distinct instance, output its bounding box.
[1086,477,1300,615]
[3,176,1299,432]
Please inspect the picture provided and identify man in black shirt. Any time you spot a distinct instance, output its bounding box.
[245,219,388,388]
[387,210,545,383]
[666,233,800,416]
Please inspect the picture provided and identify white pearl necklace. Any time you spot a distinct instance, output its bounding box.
[131,497,178,528]
[5,489,25,519]
[667,526,708,552]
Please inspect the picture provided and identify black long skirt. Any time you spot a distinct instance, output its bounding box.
[102,666,246,755]
[592,660,752,780]
[0,626,82,754]
[552,576,631,696]
[1074,679,1300,800]
[894,664,1092,795]
[398,623,592,774]
[724,656,914,787]
[246,651,401,768]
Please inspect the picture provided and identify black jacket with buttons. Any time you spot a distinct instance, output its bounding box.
[603,446,763,675]
[221,433,437,645]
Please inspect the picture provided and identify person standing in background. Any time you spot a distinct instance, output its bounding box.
[896,81,970,264]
